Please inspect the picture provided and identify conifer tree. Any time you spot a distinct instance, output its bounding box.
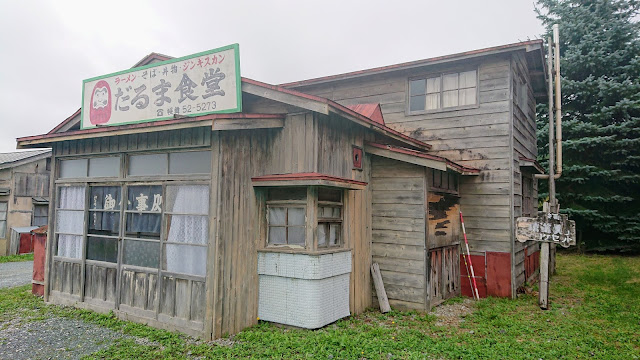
[536,0,640,251]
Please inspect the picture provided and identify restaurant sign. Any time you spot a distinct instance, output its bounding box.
[81,44,241,129]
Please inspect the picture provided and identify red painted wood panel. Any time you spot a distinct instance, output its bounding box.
[486,252,511,297]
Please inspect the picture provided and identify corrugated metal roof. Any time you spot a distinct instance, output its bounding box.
[0,149,51,166]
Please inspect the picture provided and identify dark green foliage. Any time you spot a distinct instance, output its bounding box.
[536,0,640,251]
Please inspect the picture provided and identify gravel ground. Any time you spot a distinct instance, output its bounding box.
[0,261,34,289]
[0,316,123,360]
[432,298,475,327]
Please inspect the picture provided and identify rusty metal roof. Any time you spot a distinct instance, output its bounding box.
[346,104,385,125]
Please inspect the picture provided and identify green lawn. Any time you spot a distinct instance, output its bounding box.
[1,253,638,359]
[0,253,34,263]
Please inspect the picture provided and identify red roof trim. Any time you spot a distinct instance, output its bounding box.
[252,172,368,186]
[242,78,430,150]
[18,113,285,143]
[281,40,543,88]
[48,108,81,134]
[366,142,480,174]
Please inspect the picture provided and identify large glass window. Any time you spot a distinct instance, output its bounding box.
[409,70,477,113]
[86,186,121,263]
[56,186,85,259]
[123,185,162,268]
[163,185,209,276]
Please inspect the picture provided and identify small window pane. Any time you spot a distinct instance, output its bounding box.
[56,210,84,235]
[0,202,7,211]
[164,243,206,276]
[123,240,159,268]
[433,170,442,188]
[443,90,459,108]
[269,207,286,226]
[166,214,208,245]
[443,73,459,91]
[128,154,167,176]
[329,224,341,246]
[89,157,120,177]
[169,151,211,175]
[166,185,209,214]
[426,77,441,93]
[89,211,120,235]
[459,88,476,106]
[59,159,88,178]
[90,186,121,210]
[58,186,85,210]
[426,94,440,110]
[410,95,426,112]
[268,187,306,201]
[318,224,327,247]
[57,234,82,258]
[127,185,162,212]
[449,173,458,191]
[0,221,6,239]
[269,227,286,244]
[459,70,477,88]
[409,79,426,96]
[126,213,161,237]
[318,188,342,203]
[87,236,118,263]
[288,227,305,246]
[288,208,305,226]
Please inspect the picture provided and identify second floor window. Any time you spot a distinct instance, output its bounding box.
[409,70,477,113]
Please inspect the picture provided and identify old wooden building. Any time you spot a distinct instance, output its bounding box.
[0,149,51,256]
[16,40,546,338]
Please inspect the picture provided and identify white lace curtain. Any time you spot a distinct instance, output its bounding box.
[165,185,209,276]
[56,186,85,259]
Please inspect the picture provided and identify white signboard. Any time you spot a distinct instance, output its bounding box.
[81,44,241,129]
[516,212,576,248]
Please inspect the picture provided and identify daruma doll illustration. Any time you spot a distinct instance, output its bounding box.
[89,80,112,125]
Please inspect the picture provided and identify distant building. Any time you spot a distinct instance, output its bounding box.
[0,150,51,256]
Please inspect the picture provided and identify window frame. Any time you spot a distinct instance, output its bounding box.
[0,201,7,239]
[407,68,479,115]
[266,202,307,247]
[317,198,343,249]
[32,203,49,227]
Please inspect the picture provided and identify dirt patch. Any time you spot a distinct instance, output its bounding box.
[431,299,475,327]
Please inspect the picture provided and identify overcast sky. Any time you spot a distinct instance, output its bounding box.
[0,0,544,153]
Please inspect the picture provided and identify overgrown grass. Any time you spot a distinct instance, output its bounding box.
[1,254,638,359]
[0,253,34,263]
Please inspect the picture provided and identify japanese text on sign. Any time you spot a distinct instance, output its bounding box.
[81,44,241,129]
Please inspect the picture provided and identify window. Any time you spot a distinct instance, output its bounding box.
[317,188,342,248]
[123,185,162,268]
[55,186,85,259]
[59,156,120,178]
[164,184,209,276]
[128,151,212,176]
[32,204,48,227]
[87,186,121,263]
[266,188,306,247]
[522,174,535,217]
[409,70,477,113]
[0,202,7,239]
[429,169,458,194]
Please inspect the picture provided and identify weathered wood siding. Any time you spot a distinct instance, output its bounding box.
[511,52,540,290]
[212,111,372,337]
[370,156,426,311]
[292,55,514,257]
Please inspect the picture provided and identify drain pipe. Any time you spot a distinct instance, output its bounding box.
[536,24,562,180]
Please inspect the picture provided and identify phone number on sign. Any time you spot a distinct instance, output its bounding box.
[181,101,217,114]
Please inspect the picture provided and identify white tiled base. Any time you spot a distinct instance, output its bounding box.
[257,251,351,329]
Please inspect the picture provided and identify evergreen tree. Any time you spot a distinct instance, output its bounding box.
[535,0,640,251]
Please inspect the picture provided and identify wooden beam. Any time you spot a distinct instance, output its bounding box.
[365,145,447,171]
[371,263,391,313]
[252,179,366,190]
[241,82,331,115]
[212,118,284,131]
